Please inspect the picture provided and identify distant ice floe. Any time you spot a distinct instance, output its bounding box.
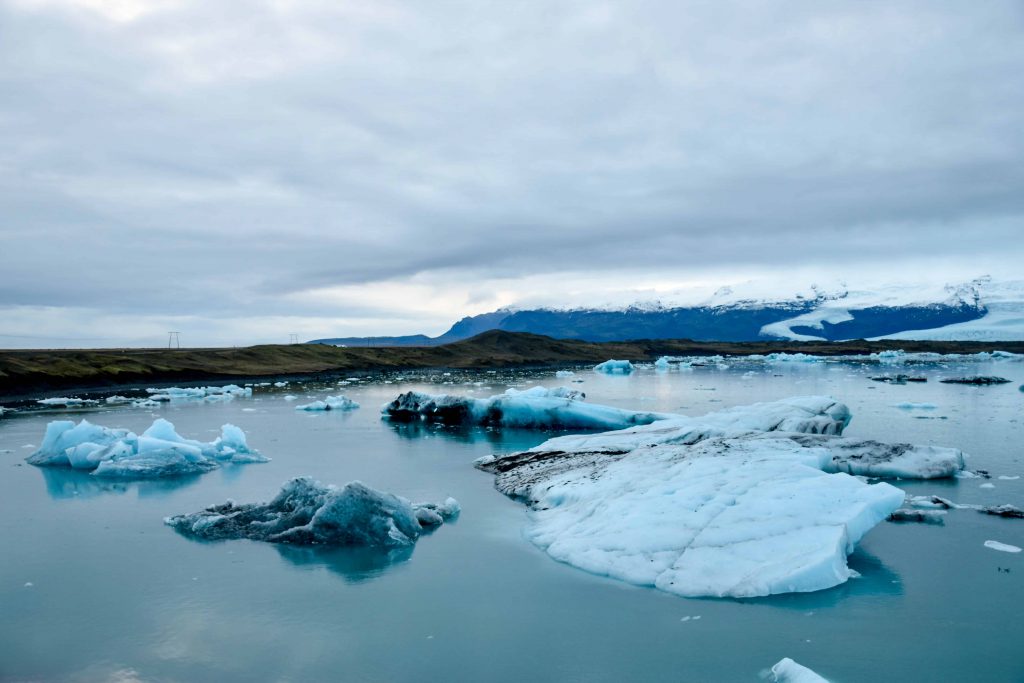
[382,386,673,431]
[593,359,634,374]
[26,418,266,478]
[295,395,360,411]
[476,396,968,599]
[893,402,938,410]
[555,370,575,378]
[146,385,253,402]
[166,477,459,547]
[768,658,829,682]
[36,397,99,407]
[984,540,1022,553]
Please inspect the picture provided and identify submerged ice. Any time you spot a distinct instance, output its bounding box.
[381,386,673,431]
[476,396,966,598]
[166,477,459,547]
[26,418,266,478]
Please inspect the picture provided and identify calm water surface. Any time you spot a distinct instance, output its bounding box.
[1,358,1022,682]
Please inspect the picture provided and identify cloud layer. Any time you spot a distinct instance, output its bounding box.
[2,0,1023,346]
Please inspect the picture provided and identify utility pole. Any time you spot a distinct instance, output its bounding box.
[167,332,180,349]
[289,334,299,344]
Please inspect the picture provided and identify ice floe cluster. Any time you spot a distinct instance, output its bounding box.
[476,396,966,598]
[295,395,360,411]
[26,418,266,478]
[166,477,459,547]
[146,384,253,401]
[381,386,673,431]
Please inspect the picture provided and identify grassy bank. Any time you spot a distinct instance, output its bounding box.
[2,330,1022,399]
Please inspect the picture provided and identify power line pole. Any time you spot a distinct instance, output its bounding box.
[167,332,180,349]
[289,334,299,344]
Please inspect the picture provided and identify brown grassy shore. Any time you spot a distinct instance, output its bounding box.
[2,330,1023,400]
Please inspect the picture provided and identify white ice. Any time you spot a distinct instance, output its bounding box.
[382,386,673,431]
[593,359,634,374]
[26,418,266,478]
[295,395,360,411]
[555,370,575,378]
[146,384,253,402]
[769,658,829,682]
[37,397,98,406]
[476,396,968,598]
[984,540,1022,553]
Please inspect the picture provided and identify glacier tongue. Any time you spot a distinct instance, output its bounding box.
[475,396,964,599]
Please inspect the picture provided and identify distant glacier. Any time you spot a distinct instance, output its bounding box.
[313,277,1024,345]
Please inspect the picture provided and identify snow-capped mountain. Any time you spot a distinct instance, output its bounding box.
[311,277,1024,345]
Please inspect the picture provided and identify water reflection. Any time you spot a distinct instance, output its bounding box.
[39,467,203,500]
[384,419,553,452]
[276,544,415,584]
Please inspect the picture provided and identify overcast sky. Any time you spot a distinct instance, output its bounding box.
[2,0,1022,347]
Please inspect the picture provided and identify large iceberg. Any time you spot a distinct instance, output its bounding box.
[382,386,673,431]
[26,418,266,478]
[166,477,459,547]
[475,396,965,598]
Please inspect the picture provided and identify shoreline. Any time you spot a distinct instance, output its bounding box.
[3,330,1023,401]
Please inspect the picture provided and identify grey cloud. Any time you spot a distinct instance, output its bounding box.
[1,0,1023,343]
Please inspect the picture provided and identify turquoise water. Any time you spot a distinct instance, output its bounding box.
[1,359,1022,682]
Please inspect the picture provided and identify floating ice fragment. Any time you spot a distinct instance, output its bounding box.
[382,386,669,431]
[37,397,98,407]
[165,477,458,547]
[26,418,266,478]
[593,359,634,374]
[769,658,829,682]
[295,395,360,411]
[984,540,1022,553]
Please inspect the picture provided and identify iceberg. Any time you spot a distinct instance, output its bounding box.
[769,658,829,682]
[295,395,360,411]
[26,418,266,478]
[555,370,575,378]
[382,386,672,431]
[593,359,634,374]
[166,477,459,547]
[654,356,671,370]
[474,396,966,598]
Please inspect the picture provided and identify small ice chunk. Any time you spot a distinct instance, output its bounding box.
[555,370,575,378]
[984,540,1022,553]
[593,359,634,374]
[981,505,1024,519]
[892,402,937,410]
[769,657,829,682]
[295,395,360,411]
[888,509,946,524]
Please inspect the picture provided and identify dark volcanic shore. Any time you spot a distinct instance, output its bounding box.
[2,330,1023,400]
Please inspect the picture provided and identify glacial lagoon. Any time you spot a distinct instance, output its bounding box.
[1,356,1022,682]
